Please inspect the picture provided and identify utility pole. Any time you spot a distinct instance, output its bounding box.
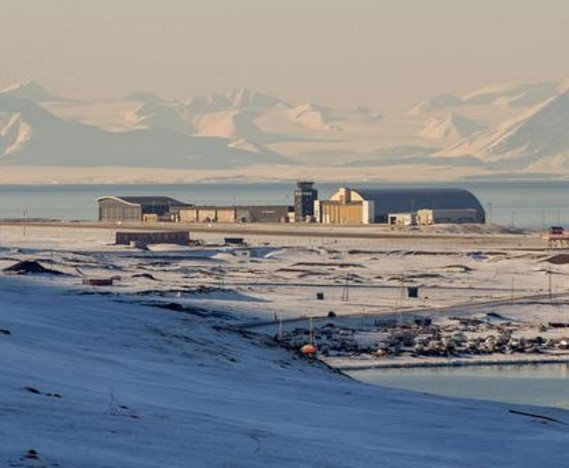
[309,317,315,345]
[22,209,29,239]
[548,264,553,301]
[218,260,224,288]
[394,274,405,324]
[277,314,283,341]
[510,277,515,304]
[341,272,350,302]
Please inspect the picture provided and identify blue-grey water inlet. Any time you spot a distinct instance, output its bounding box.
[347,363,569,409]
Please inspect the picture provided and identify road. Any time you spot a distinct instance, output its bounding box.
[240,291,569,332]
[0,219,545,247]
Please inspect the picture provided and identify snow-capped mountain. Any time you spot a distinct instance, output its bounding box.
[440,89,569,169]
[1,78,568,177]
[408,93,463,115]
[0,95,289,168]
[288,102,343,131]
[0,80,71,102]
[195,110,266,140]
[186,88,289,113]
[461,81,559,108]
[127,100,196,135]
[420,112,485,141]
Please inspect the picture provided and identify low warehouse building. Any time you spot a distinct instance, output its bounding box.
[98,196,189,223]
[239,206,292,223]
[315,187,485,224]
[176,205,292,223]
[417,209,480,225]
[115,231,190,246]
[178,206,237,223]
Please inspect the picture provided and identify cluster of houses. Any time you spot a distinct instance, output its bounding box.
[97,182,486,226]
[278,315,569,360]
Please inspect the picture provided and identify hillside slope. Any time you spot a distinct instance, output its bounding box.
[1,274,568,467]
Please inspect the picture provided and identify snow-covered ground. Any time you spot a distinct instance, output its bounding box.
[2,225,569,467]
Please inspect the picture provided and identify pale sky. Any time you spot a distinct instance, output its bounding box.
[1,0,568,110]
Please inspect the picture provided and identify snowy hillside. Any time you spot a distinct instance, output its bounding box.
[461,81,559,108]
[288,102,343,131]
[420,112,485,141]
[2,226,569,467]
[196,110,267,141]
[440,89,569,170]
[186,88,289,113]
[0,80,71,103]
[408,93,463,115]
[125,94,196,135]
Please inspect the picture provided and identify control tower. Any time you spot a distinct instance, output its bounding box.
[294,181,318,222]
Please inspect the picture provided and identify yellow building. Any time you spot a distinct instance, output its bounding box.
[314,187,375,224]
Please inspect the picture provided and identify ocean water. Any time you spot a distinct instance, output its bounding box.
[0,180,567,228]
[347,363,569,409]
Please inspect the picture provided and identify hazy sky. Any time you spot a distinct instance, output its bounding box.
[1,0,568,110]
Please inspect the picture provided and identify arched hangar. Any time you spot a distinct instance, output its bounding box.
[314,187,485,225]
[97,196,188,222]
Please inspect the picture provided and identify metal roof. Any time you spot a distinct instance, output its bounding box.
[351,188,485,218]
[97,196,188,207]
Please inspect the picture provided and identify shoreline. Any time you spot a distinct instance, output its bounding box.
[327,353,569,371]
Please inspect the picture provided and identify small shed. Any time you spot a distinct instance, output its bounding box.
[82,278,114,286]
[224,237,246,246]
[115,231,190,246]
[388,212,417,226]
[407,286,420,298]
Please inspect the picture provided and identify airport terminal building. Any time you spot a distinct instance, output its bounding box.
[97,184,485,226]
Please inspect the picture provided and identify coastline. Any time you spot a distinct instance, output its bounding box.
[326,353,569,371]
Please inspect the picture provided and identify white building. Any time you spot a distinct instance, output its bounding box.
[388,212,417,226]
[417,208,479,225]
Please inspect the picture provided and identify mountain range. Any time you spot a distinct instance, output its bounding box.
[1,79,569,177]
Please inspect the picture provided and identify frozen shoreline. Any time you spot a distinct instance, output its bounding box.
[326,353,569,371]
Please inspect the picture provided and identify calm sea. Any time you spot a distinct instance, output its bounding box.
[348,364,569,410]
[0,180,567,228]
